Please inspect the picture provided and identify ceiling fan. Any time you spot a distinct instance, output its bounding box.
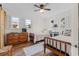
[34,3,51,13]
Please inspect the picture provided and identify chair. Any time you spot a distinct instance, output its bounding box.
[0,45,12,56]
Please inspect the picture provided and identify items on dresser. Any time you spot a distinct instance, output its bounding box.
[7,32,28,45]
[29,33,35,43]
[22,28,27,32]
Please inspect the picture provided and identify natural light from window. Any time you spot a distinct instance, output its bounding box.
[11,17,19,29]
[25,19,31,28]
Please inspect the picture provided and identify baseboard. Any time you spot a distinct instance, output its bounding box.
[34,39,44,44]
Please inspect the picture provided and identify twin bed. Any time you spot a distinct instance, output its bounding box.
[23,35,71,56]
[44,36,71,56]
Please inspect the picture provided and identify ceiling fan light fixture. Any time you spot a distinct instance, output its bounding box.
[34,4,51,13]
[40,9,44,13]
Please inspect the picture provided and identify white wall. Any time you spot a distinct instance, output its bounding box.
[45,10,72,34]
[3,3,75,35]
[5,14,46,34]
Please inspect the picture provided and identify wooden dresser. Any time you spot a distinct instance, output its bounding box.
[6,32,28,45]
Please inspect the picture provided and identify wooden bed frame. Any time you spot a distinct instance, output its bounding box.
[44,37,71,56]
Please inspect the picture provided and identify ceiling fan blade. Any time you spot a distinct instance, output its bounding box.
[34,4,40,8]
[34,9,40,11]
[44,3,49,6]
[44,8,51,11]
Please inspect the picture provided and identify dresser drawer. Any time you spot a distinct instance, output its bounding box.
[7,32,28,45]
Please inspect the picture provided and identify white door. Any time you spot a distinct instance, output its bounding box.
[71,3,78,56]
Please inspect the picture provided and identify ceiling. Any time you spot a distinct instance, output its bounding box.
[2,3,74,19]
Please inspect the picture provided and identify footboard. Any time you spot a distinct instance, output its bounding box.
[44,37,71,56]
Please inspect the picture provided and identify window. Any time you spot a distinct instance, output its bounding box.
[25,19,31,28]
[11,17,19,29]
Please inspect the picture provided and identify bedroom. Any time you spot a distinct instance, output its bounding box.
[0,3,78,56]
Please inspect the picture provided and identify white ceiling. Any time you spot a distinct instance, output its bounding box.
[2,3,74,19]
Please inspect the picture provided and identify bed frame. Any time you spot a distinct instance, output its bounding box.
[44,37,71,56]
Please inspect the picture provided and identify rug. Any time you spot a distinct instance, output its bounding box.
[13,42,56,56]
[23,42,45,56]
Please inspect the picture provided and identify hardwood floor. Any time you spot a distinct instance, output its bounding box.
[12,42,57,56]
[12,42,32,56]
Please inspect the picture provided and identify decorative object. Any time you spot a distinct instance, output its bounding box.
[63,29,71,36]
[52,32,59,36]
[53,24,58,27]
[60,17,71,36]
[26,19,31,28]
[29,33,35,43]
[61,17,65,22]
[49,30,52,37]
[27,24,31,28]
[13,24,17,28]
[60,17,65,28]
[51,20,54,23]
[11,17,19,29]
[22,28,27,32]
[60,17,66,35]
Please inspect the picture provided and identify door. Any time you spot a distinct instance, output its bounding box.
[71,3,78,56]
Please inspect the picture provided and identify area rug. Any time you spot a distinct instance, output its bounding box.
[23,42,57,56]
[13,42,55,56]
[23,42,45,56]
